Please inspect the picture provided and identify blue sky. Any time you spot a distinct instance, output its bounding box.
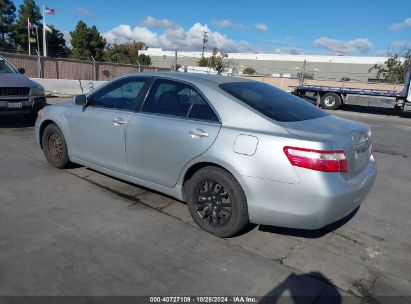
[14,0,411,55]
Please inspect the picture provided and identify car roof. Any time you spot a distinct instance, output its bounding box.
[123,72,252,86]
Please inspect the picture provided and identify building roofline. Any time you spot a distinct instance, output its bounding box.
[140,48,388,65]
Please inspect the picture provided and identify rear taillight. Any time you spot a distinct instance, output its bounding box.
[283,146,348,172]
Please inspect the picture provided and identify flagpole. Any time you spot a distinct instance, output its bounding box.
[36,26,40,54]
[42,5,47,57]
[27,18,31,55]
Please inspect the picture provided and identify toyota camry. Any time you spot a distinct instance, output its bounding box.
[35,73,376,237]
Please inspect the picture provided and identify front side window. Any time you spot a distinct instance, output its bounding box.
[142,79,219,122]
[90,78,147,111]
[220,81,329,122]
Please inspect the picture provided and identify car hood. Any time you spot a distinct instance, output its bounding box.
[0,73,34,88]
[52,101,73,108]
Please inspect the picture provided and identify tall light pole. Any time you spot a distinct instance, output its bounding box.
[27,18,31,55]
[42,5,47,57]
[35,26,40,54]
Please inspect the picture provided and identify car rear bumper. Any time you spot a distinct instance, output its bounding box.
[242,156,377,229]
[0,96,46,115]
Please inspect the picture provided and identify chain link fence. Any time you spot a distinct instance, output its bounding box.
[1,51,404,93]
[0,52,169,80]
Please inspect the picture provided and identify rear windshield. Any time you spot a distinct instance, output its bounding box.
[0,58,16,73]
[219,81,329,122]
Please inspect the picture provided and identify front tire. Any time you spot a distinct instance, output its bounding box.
[42,123,71,169]
[186,167,249,237]
[320,92,342,110]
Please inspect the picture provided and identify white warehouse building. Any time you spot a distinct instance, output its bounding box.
[139,48,389,83]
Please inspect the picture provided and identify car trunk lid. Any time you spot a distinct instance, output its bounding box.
[281,115,373,179]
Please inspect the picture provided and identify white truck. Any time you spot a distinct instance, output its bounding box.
[293,70,411,111]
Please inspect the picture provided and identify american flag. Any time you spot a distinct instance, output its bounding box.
[27,19,33,29]
[45,7,55,14]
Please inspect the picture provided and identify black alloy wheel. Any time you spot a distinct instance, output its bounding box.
[186,166,249,237]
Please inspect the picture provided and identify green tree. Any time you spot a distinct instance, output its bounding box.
[197,48,228,74]
[13,0,41,50]
[104,41,146,64]
[209,48,228,74]
[0,0,16,47]
[137,53,151,66]
[242,67,256,75]
[46,25,69,57]
[197,57,208,67]
[70,21,106,61]
[369,48,411,83]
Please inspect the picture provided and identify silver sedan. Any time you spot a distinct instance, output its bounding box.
[35,73,377,237]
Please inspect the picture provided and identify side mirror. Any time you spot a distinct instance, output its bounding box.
[17,68,26,74]
[73,94,88,106]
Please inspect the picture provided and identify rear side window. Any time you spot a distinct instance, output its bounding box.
[142,80,193,117]
[142,79,219,122]
[219,82,329,122]
[188,94,219,122]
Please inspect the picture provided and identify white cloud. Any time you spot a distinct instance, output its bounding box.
[63,31,72,48]
[141,16,176,29]
[77,7,95,18]
[103,22,254,52]
[255,23,269,32]
[211,19,248,30]
[313,37,373,54]
[389,18,411,31]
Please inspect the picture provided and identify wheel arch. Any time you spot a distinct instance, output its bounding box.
[39,119,64,149]
[180,161,245,203]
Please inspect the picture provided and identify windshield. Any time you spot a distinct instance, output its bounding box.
[0,58,17,73]
[220,81,329,122]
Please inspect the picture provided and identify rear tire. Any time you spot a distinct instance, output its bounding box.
[41,123,71,169]
[320,92,342,110]
[186,167,249,237]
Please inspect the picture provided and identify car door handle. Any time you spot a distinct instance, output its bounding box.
[189,128,209,138]
[112,117,127,125]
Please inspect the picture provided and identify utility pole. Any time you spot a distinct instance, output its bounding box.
[299,59,307,86]
[174,50,178,71]
[201,31,208,58]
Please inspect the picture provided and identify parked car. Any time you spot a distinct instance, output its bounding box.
[35,73,376,237]
[0,55,46,122]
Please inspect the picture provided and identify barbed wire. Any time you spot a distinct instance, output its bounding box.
[0,45,69,58]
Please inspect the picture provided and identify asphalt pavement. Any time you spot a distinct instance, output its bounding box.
[0,101,410,303]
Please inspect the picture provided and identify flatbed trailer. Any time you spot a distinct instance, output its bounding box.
[293,70,411,110]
